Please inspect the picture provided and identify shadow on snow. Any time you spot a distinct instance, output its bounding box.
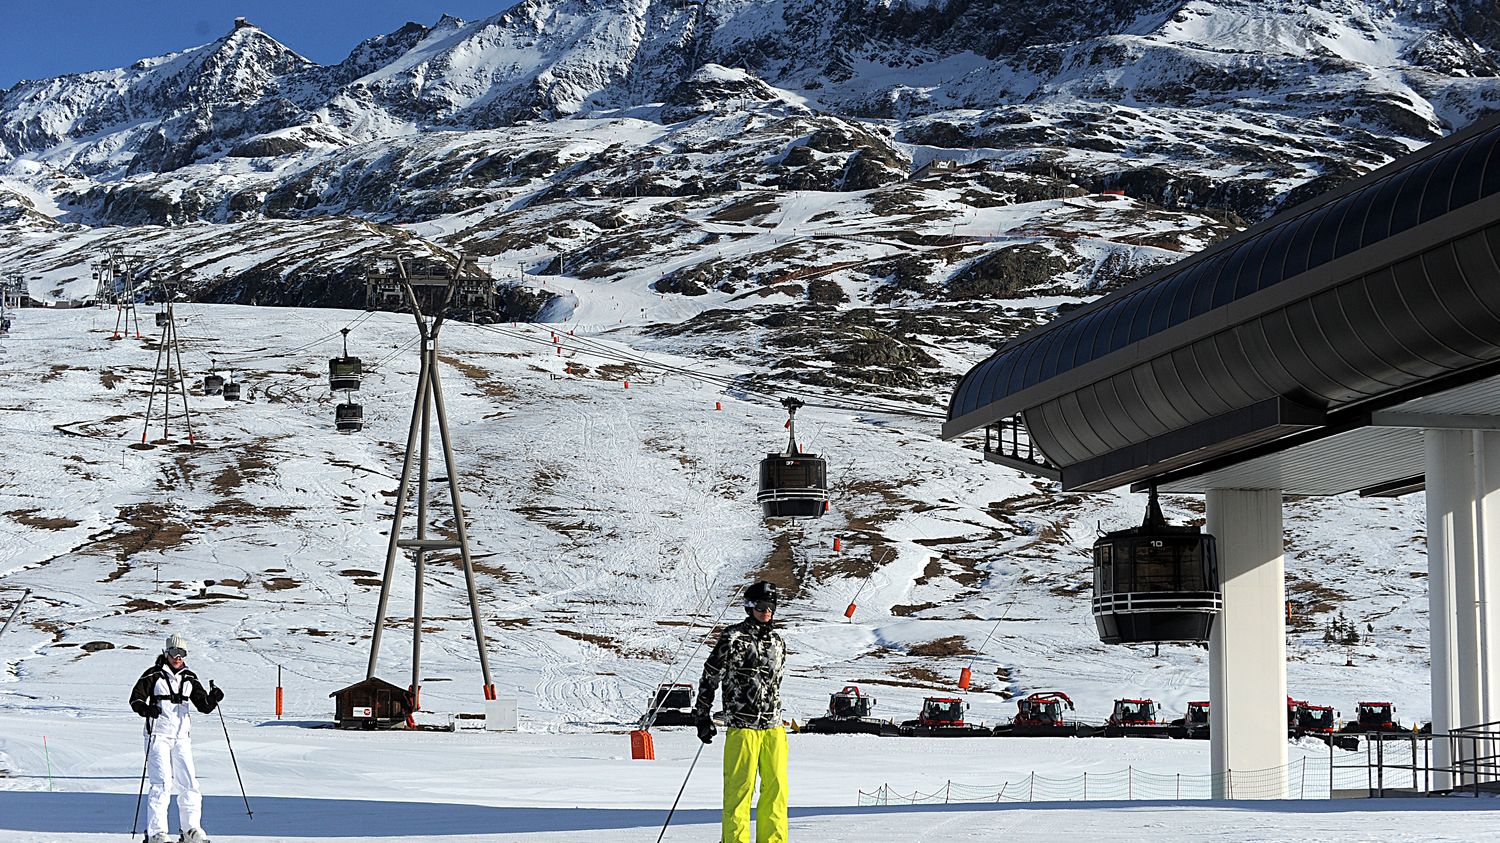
[0,792,1495,836]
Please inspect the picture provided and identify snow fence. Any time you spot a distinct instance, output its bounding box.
[858,745,1437,804]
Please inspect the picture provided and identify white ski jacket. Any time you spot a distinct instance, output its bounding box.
[129,656,218,739]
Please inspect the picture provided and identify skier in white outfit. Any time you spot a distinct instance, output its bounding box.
[129,633,224,843]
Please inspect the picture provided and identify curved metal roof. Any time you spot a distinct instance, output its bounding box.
[945,111,1500,492]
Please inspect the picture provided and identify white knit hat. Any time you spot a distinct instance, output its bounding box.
[164,632,188,655]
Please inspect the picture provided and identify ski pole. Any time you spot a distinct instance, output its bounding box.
[211,682,253,819]
[132,718,155,837]
[656,741,705,843]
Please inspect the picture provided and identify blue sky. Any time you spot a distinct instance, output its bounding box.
[0,1,519,89]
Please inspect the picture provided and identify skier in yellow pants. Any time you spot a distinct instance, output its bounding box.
[695,581,789,843]
[722,726,788,843]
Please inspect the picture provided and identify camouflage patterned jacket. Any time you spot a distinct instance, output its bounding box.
[694,617,786,730]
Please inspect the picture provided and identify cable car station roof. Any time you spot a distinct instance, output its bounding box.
[944,111,1500,495]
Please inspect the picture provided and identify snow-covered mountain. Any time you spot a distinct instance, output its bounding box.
[0,0,1497,739]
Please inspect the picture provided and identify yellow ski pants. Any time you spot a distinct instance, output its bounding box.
[722,726,789,843]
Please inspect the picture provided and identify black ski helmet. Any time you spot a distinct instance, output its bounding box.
[744,580,780,612]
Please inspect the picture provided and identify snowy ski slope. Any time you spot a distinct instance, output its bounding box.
[0,300,1451,841]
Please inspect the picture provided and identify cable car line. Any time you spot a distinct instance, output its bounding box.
[461,320,945,422]
[521,324,945,420]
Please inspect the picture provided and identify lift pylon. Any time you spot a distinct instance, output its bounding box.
[139,279,196,445]
[364,253,496,704]
[94,249,146,340]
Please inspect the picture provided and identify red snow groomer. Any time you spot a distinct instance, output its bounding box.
[802,685,901,736]
[900,696,991,737]
[1340,701,1407,736]
[999,691,1085,737]
[1286,697,1308,728]
[1292,700,1361,750]
[1170,700,1210,740]
[1104,697,1173,738]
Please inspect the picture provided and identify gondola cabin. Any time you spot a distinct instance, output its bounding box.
[330,677,414,729]
[329,328,362,392]
[222,378,241,401]
[335,402,364,433]
[757,397,829,518]
[155,311,169,328]
[1092,487,1220,645]
[329,357,362,392]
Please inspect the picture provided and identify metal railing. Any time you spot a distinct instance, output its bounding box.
[1334,720,1500,797]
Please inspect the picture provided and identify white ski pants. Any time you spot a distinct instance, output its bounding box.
[145,734,201,836]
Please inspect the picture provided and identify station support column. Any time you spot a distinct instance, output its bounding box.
[1426,429,1500,789]
[1206,488,1288,798]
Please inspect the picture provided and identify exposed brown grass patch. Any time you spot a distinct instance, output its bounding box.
[209,444,273,496]
[907,636,977,658]
[1287,576,1351,631]
[6,509,80,530]
[710,196,779,223]
[87,503,190,562]
[891,602,940,617]
[556,628,623,653]
[594,363,642,382]
[199,498,294,524]
[440,355,518,400]
[263,577,300,591]
[913,557,944,586]
[879,666,951,688]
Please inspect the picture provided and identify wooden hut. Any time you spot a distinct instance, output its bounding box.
[330,677,414,729]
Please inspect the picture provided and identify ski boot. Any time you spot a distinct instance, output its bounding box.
[178,829,210,843]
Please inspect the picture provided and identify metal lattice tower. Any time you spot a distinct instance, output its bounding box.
[364,252,496,704]
[92,248,147,339]
[139,277,196,446]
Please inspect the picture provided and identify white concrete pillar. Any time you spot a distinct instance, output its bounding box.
[1427,430,1469,789]
[1473,432,1500,729]
[1206,488,1288,798]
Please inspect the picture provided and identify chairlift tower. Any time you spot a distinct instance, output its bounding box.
[94,248,147,339]
[364,253,497,704]
[139,277,195,445]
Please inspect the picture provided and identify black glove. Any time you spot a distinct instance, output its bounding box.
[695,716,717,745]
[208,685,225,705]
[136,702,162,719]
